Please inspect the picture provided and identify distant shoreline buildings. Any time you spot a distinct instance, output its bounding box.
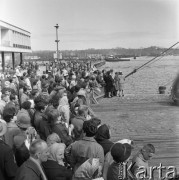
[0,20,32,71]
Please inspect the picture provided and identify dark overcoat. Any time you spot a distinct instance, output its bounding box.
[0,140,17,180]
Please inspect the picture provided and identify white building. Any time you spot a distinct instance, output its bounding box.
[0,20,32,71]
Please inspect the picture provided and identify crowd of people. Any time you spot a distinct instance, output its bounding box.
[0,61,177,180]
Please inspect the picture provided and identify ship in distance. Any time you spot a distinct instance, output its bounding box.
[105,55,136,62]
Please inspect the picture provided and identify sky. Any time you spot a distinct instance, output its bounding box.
[0,0,179,50]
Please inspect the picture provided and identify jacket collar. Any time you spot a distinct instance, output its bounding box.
[7,122,19,128]
[42,160,63,169]
[75,115,86,121]
[25,158,42,176]
[138,150,147,162]
[82,136,96,142]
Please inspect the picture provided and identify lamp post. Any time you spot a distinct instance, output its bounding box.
[54,24,60,62]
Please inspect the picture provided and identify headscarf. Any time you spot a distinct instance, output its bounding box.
[48,143,66,166]
[46,133,61,146]
[95,124,110,141]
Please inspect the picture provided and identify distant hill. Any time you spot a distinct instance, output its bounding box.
[24,47,179,61]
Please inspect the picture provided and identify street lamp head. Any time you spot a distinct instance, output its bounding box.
[54,24,59,28]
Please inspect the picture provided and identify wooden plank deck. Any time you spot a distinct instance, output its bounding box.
[91,94,179,175]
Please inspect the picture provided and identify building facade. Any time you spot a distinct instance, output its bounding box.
[0,20,32,71]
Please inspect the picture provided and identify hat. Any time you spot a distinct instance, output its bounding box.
[117,139,134,148]
[77,89,86,97]
[16,109,31,129]
[111,143,132,163]
[95,124,110,141]
[63,72,68,77]
[4,81,10,88]
[72,75,76,80]
[0,119,7,136]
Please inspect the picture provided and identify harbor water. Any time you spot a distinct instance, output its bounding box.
[99,56,179,95]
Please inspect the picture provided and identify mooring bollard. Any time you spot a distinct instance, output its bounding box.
[159,86,166,94]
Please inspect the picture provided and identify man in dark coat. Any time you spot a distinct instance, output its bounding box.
[0,119,18,180]
[104,70,114,98]
[15,139,49,180]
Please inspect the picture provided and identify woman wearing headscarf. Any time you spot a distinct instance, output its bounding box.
[42,143,72,180]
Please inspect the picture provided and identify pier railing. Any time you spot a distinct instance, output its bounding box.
[88,87,105,104]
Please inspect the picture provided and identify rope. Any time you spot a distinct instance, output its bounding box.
[142,46,179,69]
[125,42,179,78]
[163,79,175,87]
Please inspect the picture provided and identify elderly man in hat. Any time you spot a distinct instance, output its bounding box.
[15,139,49,180]
[0,119,18,180]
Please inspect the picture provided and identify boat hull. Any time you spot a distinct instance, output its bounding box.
[105,58,130,62]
